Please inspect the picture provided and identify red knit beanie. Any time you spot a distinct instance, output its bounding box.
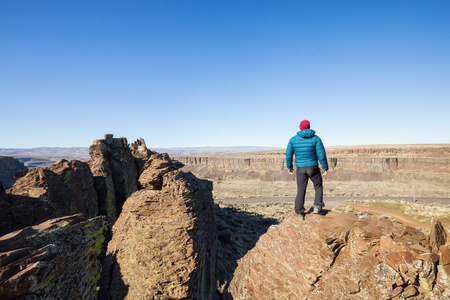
[300,120,310,130]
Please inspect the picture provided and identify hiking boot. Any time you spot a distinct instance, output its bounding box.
[297,213,305,221]
[314,205,322,214]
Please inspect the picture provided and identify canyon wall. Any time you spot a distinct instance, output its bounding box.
[174,145,450,184]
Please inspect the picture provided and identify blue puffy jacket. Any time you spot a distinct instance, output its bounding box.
[286,129,328,170]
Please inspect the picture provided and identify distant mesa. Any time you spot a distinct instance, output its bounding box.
[0,145,282,168]
[175,144,450,185]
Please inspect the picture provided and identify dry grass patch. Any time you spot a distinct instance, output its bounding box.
[212,178,450,199]
[346,199,450,223]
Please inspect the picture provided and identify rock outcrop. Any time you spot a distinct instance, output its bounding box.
[0,156,27,190]
[88,135,139,223]
[0,213,107,299]
[101,170,217,299]
[130,138,156,175]
[138,152,184,189]
[1,159,98,236]
[0,134,220,299]
[229,212,450,299]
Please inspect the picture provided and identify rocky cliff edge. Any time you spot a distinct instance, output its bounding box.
[229,212,449,299]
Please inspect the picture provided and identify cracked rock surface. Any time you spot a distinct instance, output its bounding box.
[100,170,217,300]
[1,159,98,236]
[229,212,450,299]
[0,214,107,299]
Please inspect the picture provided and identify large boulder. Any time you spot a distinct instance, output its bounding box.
[1,159,98,235]
[0,214,107,299]
[88,135,138,223]
[101,170,217,299]
[0,156,27,190]
[229,212,450,299]
[138,152,184,189]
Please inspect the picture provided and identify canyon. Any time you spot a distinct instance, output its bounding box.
[175,144,450,198]
[0,140,449,299]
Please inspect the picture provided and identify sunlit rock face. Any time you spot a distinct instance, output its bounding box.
[229,212,450,300]
[0,214,107,300]
[88,136,139,223]
[101,170,217,300]
[1,159,98,236]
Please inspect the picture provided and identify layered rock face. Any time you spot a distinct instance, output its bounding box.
[0,156,27,189]
[88,136,139,223]
[0,134,218,299]
[139,152,184,189]
[229,212,450,299]
[1,159,98,236]
[0,214,107,299]
[175,145,450,183]
[101,167,217,299]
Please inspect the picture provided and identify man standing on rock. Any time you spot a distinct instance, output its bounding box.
[286,120,328,221]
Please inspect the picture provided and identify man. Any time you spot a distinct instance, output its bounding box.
[286,120,328,221]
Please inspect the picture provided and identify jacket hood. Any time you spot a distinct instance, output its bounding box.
[297,129,316,138]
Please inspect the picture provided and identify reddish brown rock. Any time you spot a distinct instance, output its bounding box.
[0,214,107,299]
[1,159,98,235]
[130,138,156,175]
[88,135,139,222]
[101,170,217,299]
[138,152,184,189]
[229,212,450,299]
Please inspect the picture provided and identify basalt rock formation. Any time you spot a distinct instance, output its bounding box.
[0,134,218,299]
[88,135,140,223]
[101,169,217,299]
[1,159,98,236]
[0,156,27,190]
[130,138,156,175]
[138,152,185,189]
[229,212,450,299]
[0,214,107,299]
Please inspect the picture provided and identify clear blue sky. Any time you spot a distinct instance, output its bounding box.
[1,1,449,148]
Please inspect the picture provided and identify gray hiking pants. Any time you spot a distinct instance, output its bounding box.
[295,166,324,215]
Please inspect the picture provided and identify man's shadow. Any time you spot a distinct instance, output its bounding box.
[305,206,331,216]
[215,204,280,299]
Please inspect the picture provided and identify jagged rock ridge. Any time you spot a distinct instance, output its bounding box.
[0,134,217,299]
[101,155,217,299]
